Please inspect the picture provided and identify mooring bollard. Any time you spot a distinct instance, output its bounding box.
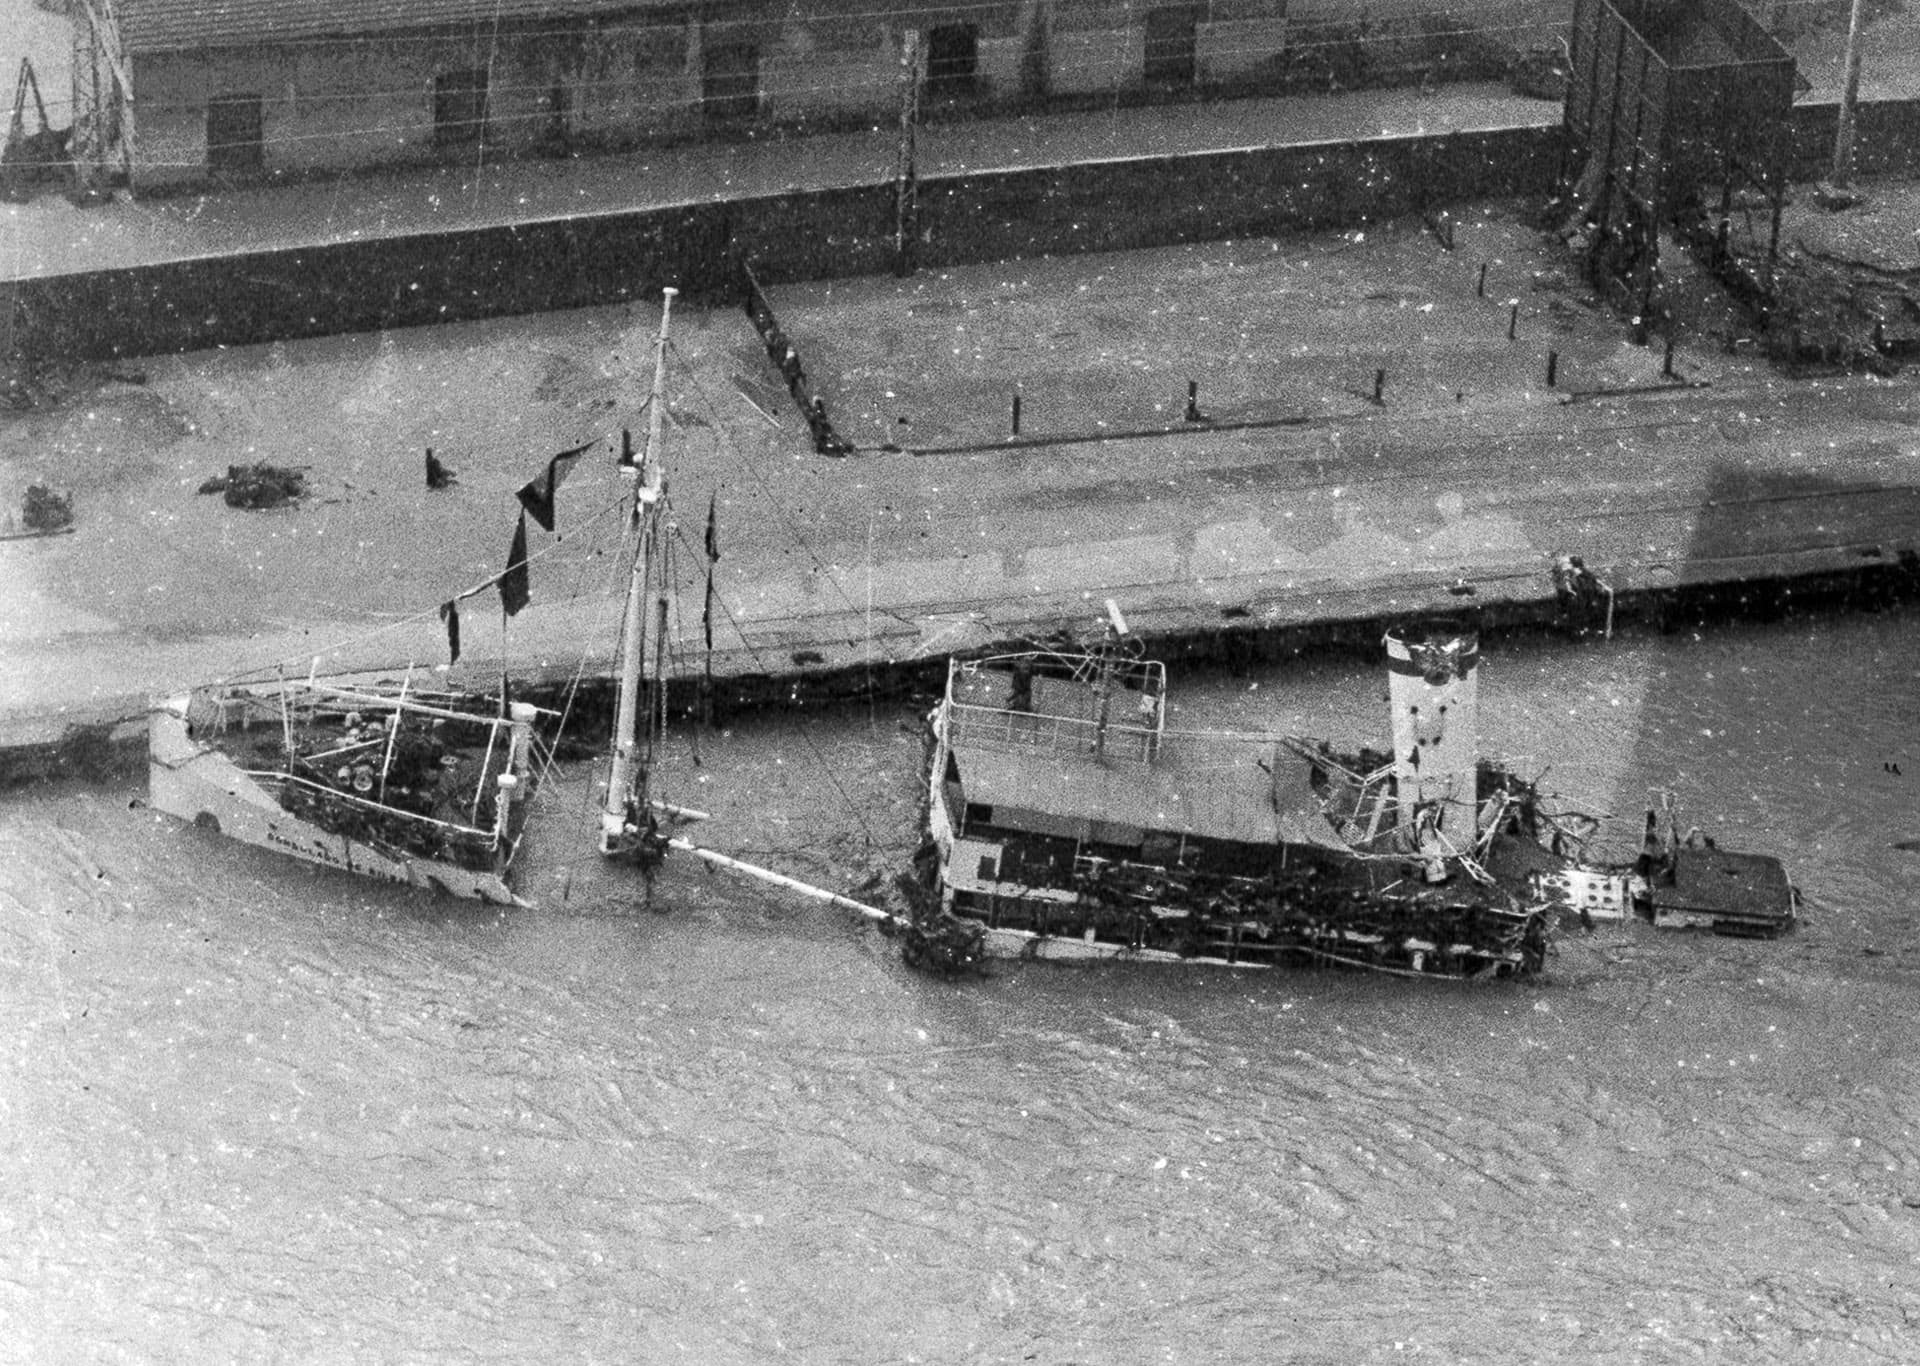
[1012,393,1022,435]
[1546,350,1558,387]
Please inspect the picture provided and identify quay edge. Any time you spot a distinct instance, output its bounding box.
[6,549,1916,792]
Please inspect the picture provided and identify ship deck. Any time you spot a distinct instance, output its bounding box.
[1650,847,1797,933]
[946,692,1346,852]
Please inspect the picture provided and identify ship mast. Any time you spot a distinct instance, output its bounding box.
[601,286,677,857]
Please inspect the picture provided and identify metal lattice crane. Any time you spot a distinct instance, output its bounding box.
[69,0,134,194]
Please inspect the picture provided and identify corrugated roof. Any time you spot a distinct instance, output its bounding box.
[114,0,671,54]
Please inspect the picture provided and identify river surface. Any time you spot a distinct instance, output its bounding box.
[3,607,1918,1364]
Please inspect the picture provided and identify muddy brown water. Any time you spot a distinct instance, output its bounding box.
[2,607,1917,1362]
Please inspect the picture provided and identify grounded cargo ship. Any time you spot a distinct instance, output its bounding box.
[916,606,1794,977]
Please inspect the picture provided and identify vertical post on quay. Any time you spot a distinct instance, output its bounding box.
[893,30,922,279]
[1831,0,1867,190]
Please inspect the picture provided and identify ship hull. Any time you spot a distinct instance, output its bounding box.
[922,732,1546,978]
[962,917,1539,975]
[149,700,522,906]
[914,639,1798,978]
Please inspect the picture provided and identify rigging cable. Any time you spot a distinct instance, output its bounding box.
[661,363,890,855]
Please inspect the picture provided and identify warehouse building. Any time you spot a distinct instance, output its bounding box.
[67,0,1562,192]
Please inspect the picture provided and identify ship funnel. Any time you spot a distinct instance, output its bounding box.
[1385,620,1480,837]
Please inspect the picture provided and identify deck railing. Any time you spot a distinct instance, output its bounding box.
[945,653,1167,762]
[945,700,1162,763]
[249,768,506,869]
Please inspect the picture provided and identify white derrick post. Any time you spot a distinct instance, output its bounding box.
[506,701,537,779]
[492,704,537,844]
[1384,621,1481,840]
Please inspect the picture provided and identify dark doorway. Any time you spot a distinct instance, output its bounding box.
[206,93,263,173]
[703,42,760,120]
[925,23,979,97]
[1144,6,1199,86]
[433,69,489,146]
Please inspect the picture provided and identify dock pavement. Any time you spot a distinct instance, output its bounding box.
[3,207,1918,779]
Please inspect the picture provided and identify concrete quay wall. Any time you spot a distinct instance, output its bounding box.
[12,126,1561,363]
[13,97,1920,366]
[15,97,1920,367]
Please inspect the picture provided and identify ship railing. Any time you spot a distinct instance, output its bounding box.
[948,702,1296,771]
[945,700,1161,762]
[195,681,542,733]
[244,766,502,849]
[954,651,1165,691]
[947,654,1167,732]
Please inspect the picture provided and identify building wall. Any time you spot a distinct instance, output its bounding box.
[759,20,896,119]
[123,0,1579,190]
[1286,0,1566,27]
[1283,0,1569,72]
[130,14,710,189]
[1197,18,1290,81]
[569,14,703,144]
[1046,23,1141,97]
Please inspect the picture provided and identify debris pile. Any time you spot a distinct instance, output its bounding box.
[1679,185,1920,376]
[1550,553,1613,638]
[1763,242,1920,373]
[20,483,72,533]
[198,463,307,509]
[1,356,131,412]
[425,449,457,489]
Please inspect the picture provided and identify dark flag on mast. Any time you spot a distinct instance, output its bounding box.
[516,439,596,532]
[439,599,462,665]
[703,493,720,652]
[500,513,531,616]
